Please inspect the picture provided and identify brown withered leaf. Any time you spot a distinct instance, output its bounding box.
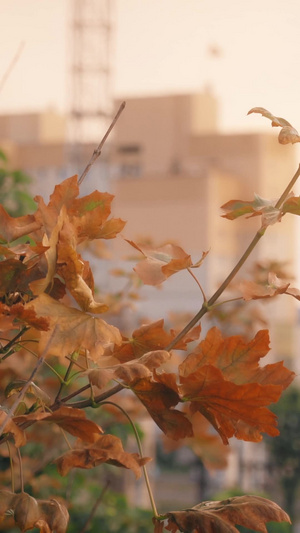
[0,258,27,295]
[248,107,300,145]
[164,495,290,533]
[126,240,194,286]
[57,224,108,313]
[26,293,121,360]
[87,349,171,389]
[0,205,41,243]
[14,406,103,443]
[132,377,193,440]
[55,434,150,478]
[0,489,16,519]
[35,498,69,533]
[0,410,26,447]
[30,207,65,296]
[1,491,69,533]
[0,302,50,331]
[34,175,80,237]
[180,364,282,444]
[13,492,40,531]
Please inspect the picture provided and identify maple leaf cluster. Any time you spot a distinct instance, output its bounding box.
[0,115,297,533]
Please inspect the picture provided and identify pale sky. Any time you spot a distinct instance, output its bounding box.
[0,0,300,133]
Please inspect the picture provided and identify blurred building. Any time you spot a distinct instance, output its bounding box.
[0,91,298,504]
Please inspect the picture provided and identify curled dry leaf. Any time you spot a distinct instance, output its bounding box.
[248,107,300,144]
[55,433,151,478]
[87,349,171,389]
[163,495,290,533]
[0,205,41,243]
[0,491,69,533]
[126,240,204,286]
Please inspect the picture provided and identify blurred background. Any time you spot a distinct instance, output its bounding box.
[0,1,300,532]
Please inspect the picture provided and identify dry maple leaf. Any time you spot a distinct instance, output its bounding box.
[108,319,200,364]
[0,205,41,243]
[179,327,295,387]
[14,406,103,443]
[55,433,151,478]
[26,293,121,361]
[180,365,281,444]
[126,240,196,286]
[163,495,290,533]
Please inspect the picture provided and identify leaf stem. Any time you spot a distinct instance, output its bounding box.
[0,327,29,358]
[99,400,159,518]
[79,480,110,533]
[16,447,24,492]
[6,442,14,493]
[187,268,207,302]
[54,357,76,402]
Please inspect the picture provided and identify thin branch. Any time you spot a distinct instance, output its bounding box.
[0,41,25,94]
[79,480,110,533]
[63,383,124,409]
[16,447,24,493]
[0,327,58,438]
[165,164,300,351]
[78,101,126,185]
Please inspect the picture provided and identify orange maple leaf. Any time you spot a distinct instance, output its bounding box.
[179,327,295,388]
[132,377,193,440]
[108,319,201,363]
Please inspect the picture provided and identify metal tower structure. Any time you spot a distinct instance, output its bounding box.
[69,0,114,169]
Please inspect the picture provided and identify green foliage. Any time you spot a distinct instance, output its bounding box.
[0,150,36,216]
[268,387,300,522]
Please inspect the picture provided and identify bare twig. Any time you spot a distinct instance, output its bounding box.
[78,101,126,185]
[0,42,25,94]
[79,480,110,533]
[0,327,58,438]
